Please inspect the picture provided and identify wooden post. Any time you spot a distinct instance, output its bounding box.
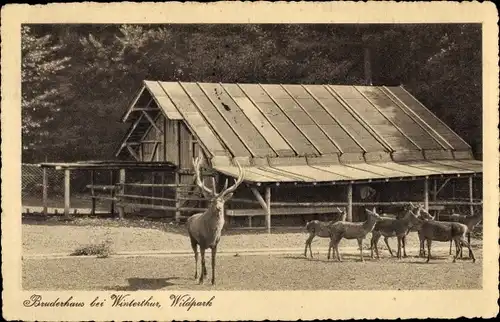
[117,169,126,219]
[64,169,70,218]
[265,186,271,234]
[151,171,155,206]
[424,178,429,211]
[250,187,270,232]
[364,46,372,85]
[433,178,437,220]
[110,170,115,215]
[175,172,181,222]
[90,170,96,216]
[42,167,48,216]
[347,183,353,222]
[161,172,165,208]
[469,176,474,217]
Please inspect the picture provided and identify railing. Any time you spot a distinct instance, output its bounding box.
[83,182,484,221]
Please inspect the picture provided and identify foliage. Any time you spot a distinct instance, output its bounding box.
[21,24,482,162]
[21,26,71,160]
[70,238,113,258]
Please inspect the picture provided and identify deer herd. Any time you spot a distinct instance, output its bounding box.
[187,156,481,285]
[304,202,481,264]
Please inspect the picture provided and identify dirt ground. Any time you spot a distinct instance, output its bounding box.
[22,216,482,291]
[22,216,482,256]
[23,252,482,291]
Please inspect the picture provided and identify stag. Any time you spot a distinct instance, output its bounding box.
[187,156,245,285]
[327,207,382,262]
[304,208,346,258]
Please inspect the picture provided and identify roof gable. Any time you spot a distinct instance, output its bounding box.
[117,80,472,163]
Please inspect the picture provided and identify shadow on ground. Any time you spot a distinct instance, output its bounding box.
[103,277,182,291]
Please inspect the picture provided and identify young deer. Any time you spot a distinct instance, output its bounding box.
[327,207,382,262]
[410,208,475,263]
[187,156,245,285]
[304,208,346,258]
[370,203,418,259]
[448,212,482,258]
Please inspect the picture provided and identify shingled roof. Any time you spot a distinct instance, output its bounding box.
[117,80,482,183]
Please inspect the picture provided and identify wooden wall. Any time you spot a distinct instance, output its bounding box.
[139,116,201,170]
[141,115,166,162]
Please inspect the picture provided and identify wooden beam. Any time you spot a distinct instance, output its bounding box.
[42,167,48,216]
[131,107,159,112]
[469,176,474,217]
[175,172,181,222]
[432,179,437,201]
[115,113,145,157]
[436,177,451,196]
[125,144,141,161]
[364,46,372,85]
[265,186,271,234]
[151,171,155,206]
[149,142,159,162]
[117,169,126,219]
[142,110,164,134]
[250,187,268,210]
[64,169,70,218]
[110,170,115,216]
[250,187,272,233]
[347,183,353,221]
[90,170,96,216]
[121,86,146,122]
[424,178,429,211]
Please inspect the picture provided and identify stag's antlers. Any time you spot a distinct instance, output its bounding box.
[193,156,214,197]
[193,156,245,199]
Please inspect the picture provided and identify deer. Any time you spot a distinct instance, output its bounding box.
[327,207,382,262]
[405,205,436,257]
[409,207,475,263]
[370,203,419,259]
[187,156,245,285]
[304,208,347,258]
[448,212,482,258]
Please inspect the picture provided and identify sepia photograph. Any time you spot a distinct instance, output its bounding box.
[2,2,499,321]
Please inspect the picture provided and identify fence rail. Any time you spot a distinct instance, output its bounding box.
[22,163,483,223]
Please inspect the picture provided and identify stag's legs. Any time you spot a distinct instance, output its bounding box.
[426,239,432,263]
[199,248,207,284]
[190,237,198,279]
[384,237,394,257]
[357,238,364,262]
[305,234,314,258]
[449,240,453,255]
[211,246,217,285]
[402,235,407,258]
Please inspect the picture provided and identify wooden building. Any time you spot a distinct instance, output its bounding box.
[110,80,483,231]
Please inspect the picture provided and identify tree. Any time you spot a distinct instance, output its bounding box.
[21,25,70,162]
